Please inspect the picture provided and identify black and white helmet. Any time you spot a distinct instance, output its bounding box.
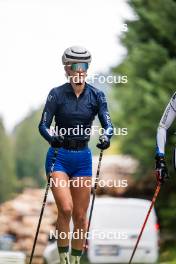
[62,46,92,65]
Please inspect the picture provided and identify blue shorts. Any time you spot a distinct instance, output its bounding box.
[45,147,92,177]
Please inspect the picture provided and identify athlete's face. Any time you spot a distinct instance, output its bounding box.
[65,63,88,85]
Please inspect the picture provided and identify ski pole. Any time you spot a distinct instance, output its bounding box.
[29,148,58,264]
[82,149,104,255]
[128,180,161,264]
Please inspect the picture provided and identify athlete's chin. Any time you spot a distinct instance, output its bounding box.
[74,80,85,86]
[75,83,84,86]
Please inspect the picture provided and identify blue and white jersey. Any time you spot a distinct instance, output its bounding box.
[156,92,176,156]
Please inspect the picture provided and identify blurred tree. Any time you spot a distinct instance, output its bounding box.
[112,0,176,242]
[0,118,17,202]
[14,108,48,187]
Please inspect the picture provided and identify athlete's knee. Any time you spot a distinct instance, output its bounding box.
[59,204,73,219]
[73,211,87,226]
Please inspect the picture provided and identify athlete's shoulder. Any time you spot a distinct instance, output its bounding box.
[170,92,176,111]
[52,83,69,95]
[171,92,176,101]
[86,83,107,106]
[86,82,99,92]
[48,83,70,99]
[86,83,105,96]
[46,83,68,103]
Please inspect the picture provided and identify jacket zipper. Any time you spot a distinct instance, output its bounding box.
[76,97,79,111]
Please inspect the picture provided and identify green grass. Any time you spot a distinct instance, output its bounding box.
[159,246,176,264]
[81,254,90,264]
[159,242,176,264]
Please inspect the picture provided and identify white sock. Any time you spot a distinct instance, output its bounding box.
[59,252,70,264]
[70,255,81,264]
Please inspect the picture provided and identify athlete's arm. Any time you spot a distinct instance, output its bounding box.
[97,91,113,138]
[156,92,176,156]
[38,88,58,143]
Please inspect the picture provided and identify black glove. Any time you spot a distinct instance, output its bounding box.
[155,155,169,184]
[50,135,64,148]
[96,135,110,150]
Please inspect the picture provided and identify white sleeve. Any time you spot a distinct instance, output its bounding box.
[156,92,176,156]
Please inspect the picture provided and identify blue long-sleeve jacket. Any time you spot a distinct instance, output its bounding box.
[38,82,113,143]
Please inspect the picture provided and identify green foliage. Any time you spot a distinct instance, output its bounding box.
[14,108,48,187]
[0,118,17,202]
[159,242,176,263]
[112,0,176,249]
[112,0,176,174]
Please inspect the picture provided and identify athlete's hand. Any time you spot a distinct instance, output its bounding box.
[50,135,64,148]
[96,135,110,150]
[155,155,169,184]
